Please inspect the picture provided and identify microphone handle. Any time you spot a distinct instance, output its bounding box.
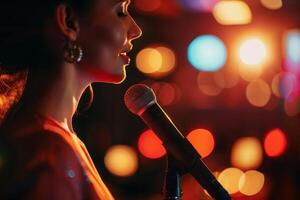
[140,103,231,200]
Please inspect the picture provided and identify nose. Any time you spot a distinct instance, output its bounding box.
[127,16,142,41]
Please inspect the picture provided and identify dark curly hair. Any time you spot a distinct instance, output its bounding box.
[0,0,94,123]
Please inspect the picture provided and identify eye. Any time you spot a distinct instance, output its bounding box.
[117,11,128,17]
[116,1,129,17]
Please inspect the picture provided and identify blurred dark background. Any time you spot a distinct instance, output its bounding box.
[74,0,300,199]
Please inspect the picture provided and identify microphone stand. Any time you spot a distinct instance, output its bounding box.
[163,153,183,200]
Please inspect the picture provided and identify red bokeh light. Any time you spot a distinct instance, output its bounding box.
[138,129,166,159]
[186,129,215,158]
[264,128,287,157]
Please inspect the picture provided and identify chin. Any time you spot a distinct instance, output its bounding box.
[87,67,127,84]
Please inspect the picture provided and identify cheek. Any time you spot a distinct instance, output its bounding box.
[80,18,126,69]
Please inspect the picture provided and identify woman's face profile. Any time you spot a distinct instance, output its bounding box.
[77,0,142,84]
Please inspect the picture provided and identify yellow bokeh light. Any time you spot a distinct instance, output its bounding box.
[271,73,282,97]
[260,0,283,10]
[155,47,176,73]
[240,39,267,65]
[136,48,162,74]
[136,46,176,78]
[213,1,252,25]
[231,137,263,170]
[239,170,265,196]
[218,168,244,194]
[104,145,138,177]
[246,79,271,107]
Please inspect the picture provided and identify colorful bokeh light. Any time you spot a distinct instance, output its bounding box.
[136,48,162,74]
[136,46,176,78]
[264,128,287,157]
[260,0,283,10]
[284,30,300,74]
[246,79,271,107]
[239,38,267,65]
[188,35,227,72]
[239,170,265,196]
[179,0,219,12]
[138,129,166,159]
[279,72,298,99]
[218,167,244,194]
[104,145,138,177]
[186,129,215,158]
[231,137,263,170]
[213,1,252,25]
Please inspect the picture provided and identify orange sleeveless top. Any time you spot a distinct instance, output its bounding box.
[1,116,114,200]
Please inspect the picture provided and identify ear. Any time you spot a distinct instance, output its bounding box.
[55,4,80,41]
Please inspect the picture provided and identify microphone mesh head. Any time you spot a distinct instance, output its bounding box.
[124,84,157,115]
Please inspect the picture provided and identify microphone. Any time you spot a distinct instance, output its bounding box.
[124,84,231,200]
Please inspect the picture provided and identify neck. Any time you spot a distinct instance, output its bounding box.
[18,63,90,133]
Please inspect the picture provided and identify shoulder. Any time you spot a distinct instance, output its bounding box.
[0,129,84,199]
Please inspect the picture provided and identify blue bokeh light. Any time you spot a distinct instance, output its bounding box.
[286,31,300,64]
[178,0,218,12]
[187,35,227,72]
[285,31,300,74]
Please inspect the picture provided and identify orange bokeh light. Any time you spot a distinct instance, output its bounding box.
[104,145,138,177]
[231,137,263,170]
[264,128,287,157]
[138,129,166,159]
[186,129,215,158]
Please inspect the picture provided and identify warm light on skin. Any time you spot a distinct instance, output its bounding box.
[260,0,283,10]
[239,38,267,65]
[218,168,244,194]
[213,1,252,25]
[246,79,271,107]
[231,137,263,170]
[264,128,287,157]
[104,145,138,177]
[186,129,215,158]
[138,129,166,159]
[239,170,265,196]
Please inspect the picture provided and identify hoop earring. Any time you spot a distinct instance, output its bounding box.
[64,40,83,64]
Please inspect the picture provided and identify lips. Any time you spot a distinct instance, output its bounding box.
[119,44,133,64]
[119,52,130,64]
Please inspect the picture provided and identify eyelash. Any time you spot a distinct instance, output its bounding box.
[117,11,128,17]
[117,3,129,17]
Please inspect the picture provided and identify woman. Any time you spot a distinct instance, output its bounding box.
[0,0,142,199]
